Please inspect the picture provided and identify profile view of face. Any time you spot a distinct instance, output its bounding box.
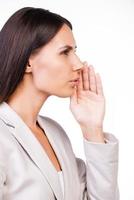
[28,24,83,98]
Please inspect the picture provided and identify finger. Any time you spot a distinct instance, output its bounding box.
[70,87,78,104]
[77,70,83,92]
[82,65,90,90]
[89,65,96,93]
[96,73,104,96]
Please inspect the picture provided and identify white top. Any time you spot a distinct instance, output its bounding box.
[58,171,64,197]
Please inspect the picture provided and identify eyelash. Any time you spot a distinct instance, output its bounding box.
[62,49,70,56]
[62,49,76,56]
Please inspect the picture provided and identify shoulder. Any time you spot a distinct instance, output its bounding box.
[42,116,65,130]
[39,115,66,133]
[39,115,70,139]
[39,115,73,148]
[0,118,17,153]
[0,118,12,138]
[0,119,14,165]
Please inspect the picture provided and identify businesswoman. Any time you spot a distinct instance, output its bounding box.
[0,7,119,200]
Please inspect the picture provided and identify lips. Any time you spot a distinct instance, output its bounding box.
[70,78,79,82]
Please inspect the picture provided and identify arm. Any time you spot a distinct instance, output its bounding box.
[70,63,119,199]
[76,133,119,200]
[83,133,119,200]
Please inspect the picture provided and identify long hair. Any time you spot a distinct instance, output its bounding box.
[0,7,72,103]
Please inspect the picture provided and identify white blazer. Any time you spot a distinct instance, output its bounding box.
[0,102,119,200]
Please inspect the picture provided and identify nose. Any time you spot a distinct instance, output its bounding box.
[72,54,84,71]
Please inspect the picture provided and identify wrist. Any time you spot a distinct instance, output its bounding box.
[80,125,105,143]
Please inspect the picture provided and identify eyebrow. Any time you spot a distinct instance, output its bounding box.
[59,45,77,51]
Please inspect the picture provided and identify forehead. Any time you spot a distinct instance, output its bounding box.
[47,24,76,49]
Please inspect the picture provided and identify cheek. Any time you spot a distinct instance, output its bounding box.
[32,63,63,92]
[32,67,52,89]
[31,56,72,96]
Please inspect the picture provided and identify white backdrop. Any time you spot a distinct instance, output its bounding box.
[0,0,134,199]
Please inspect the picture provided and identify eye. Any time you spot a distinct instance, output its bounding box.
[62,49,70,56]
[60,48,77,56]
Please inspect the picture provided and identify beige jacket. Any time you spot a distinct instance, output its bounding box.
[0,102,119,200]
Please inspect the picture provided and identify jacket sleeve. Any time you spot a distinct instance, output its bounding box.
[76,133,119,200]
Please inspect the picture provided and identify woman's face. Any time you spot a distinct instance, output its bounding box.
[28,24,83,97]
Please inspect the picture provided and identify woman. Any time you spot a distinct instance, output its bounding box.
[0,7,119,200]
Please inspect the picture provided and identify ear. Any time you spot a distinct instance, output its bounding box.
[25,61,32,73]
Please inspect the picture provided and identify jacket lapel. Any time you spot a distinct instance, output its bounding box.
[38,116,81,200]
[0,102,63,200]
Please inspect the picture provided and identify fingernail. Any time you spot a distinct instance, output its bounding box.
[89,65,94,70]
[83,61,88,66]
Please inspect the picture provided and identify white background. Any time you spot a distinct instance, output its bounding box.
[0,0,134,199]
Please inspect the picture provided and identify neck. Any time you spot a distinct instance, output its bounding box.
[6,77,50,129]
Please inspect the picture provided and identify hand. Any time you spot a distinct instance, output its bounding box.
[70,63,105,142]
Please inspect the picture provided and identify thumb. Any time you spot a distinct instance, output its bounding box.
[70,87,78,104]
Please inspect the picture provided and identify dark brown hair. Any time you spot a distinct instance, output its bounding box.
[0,7,72,103]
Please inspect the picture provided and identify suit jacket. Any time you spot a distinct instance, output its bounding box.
[0,102,119,200]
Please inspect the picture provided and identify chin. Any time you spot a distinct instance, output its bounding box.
[55,87,75,98]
